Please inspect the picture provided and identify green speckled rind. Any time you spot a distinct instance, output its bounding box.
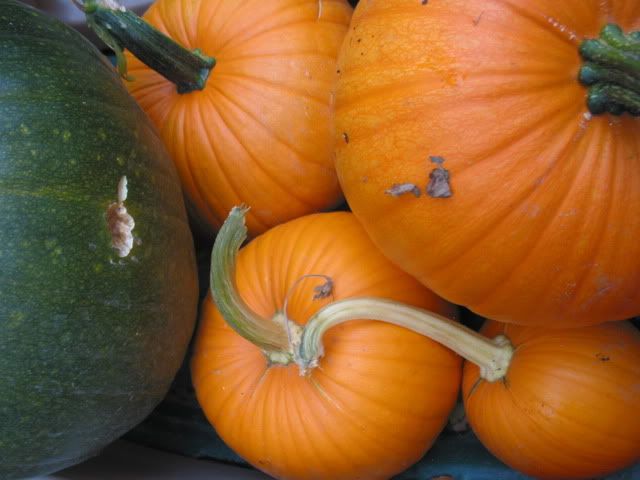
[0,2,198,478]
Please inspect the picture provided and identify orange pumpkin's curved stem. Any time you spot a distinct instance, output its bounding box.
[211,207,513,381]
[299,298,513,382]
[209,206,298,364]
[579,24,640,116]
[79,0,215,93]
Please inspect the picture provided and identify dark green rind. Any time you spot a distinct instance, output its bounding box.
[0,2,198,478]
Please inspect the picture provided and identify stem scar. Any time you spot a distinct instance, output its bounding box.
[106,176,135,258]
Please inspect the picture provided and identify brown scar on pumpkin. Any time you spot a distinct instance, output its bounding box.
[427,156,452,198]
[385,183,421,198]
[313,277,334,300]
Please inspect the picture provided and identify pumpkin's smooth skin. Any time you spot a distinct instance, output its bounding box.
[191,212,461,480]
[334,0,640,326]
[462,320,640,479]
[0,2,198,478]
[124,0,352,237]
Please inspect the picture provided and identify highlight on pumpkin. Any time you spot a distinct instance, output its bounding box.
[199,206,640,480]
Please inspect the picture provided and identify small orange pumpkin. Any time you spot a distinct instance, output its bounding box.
[462,320,640,479]
[191,208,461,480]
[85,0,352,236]
[334,0,640,326]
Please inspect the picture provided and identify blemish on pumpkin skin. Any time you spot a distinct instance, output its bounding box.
[313,278,334,300]
[426,156,453,198]
[385,183,421,198]
[106,176,135,258]
[545,16,579,43]
[596,353,610,362]
[342,132,349,144]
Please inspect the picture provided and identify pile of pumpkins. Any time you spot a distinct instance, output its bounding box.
[1,0,638,480]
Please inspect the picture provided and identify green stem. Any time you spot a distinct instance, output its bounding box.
[209,206,294,364]
[211,207,513,380]
[298,298,513,382]
[79,0,214,93]
[579,24,640,116]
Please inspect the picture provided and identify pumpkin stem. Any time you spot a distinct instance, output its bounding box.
[298,298,513,381]
[80,0,215,93]
[579,24,640,116]
[212,208,513,379]
[209,206,298,365]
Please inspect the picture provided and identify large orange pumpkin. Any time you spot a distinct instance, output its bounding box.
[462,320,640,479]
[334,0,640,326]
[86,0,352,236]
[191,208,461,480]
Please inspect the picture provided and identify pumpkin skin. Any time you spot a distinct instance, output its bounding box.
[191,212,461,480]
[462,320,640,479]
[334,0,640,326]
[0,2,198,478]
[123,0,352,237]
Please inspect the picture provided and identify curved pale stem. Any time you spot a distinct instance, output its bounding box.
[209,206,293,362]
[209,207,512,381]
[298,298,513,382]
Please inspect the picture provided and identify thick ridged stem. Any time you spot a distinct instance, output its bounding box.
[579,24,640,116]
[78,0,214,93]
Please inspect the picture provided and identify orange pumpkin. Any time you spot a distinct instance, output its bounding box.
[462,320,640,479]
[334,0,640,326]
[85,0,352,236]
[191,208,461,480]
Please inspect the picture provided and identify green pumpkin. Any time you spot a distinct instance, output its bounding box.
[0,2,198,478]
